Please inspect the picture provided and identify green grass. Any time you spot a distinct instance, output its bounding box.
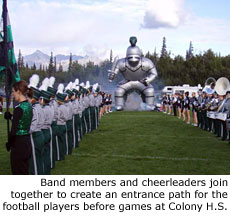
[0,113,11,174]
[1,111,230,175]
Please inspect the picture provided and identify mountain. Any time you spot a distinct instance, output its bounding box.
[24,50,50,68]
[23,50,102,71]
[23,50,84,70]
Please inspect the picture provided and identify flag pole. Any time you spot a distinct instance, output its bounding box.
[3,0,10,138]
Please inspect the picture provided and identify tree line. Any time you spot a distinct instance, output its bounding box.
[6,38,230,90]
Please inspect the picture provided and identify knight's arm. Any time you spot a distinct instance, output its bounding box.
[142,58,158,84]
[108,65,120,81]
[108,57,125,82]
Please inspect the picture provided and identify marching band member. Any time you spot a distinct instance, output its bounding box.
[39,78,54,175]
[28,74,45,175]
[65,82,74,155]
[94,84,102,127]
[47,77,58,169]
[56,84,68,161]
[88,85,96,131]
[72,80,81,148]
[83,84,91,133]
[215,95,225,138]
[220,91,230,140]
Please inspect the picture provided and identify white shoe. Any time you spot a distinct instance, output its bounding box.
[0,112,2,115]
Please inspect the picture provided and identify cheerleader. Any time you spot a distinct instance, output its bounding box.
[191,92,198,126]
[183,91,190,124]
[172,93,177,116]
[162,93,167,113]
[167,94,172,115]
[99,92,105,117]
[105,94,109,113]
[177,93,182,119]
[108,94,112,112]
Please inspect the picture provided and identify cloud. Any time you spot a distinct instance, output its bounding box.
[141,0,186,29]
[5,0,230,59]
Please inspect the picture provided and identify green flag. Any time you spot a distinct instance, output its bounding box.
[0,0,20,84]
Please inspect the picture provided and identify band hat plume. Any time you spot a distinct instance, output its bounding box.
[28,74,40,89]
[80,82,85,87]
[47,77,57,96]
[56,83,67,102]
[57,83,64,94]
[93,83,99,92]
[48,76,55,88]
[74,78,79,85]
[85,81,90,89]
[65,82,74,97]
[39,77,49,91]
[39,77,52,101]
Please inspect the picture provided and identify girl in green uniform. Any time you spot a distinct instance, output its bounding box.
[5,80,33,175]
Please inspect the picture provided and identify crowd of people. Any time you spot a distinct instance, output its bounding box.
[3,75,112,175]
[162,89,230,143]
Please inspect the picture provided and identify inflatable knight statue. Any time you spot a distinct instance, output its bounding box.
[108,37,158,111]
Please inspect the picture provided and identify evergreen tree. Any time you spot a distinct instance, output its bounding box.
[68,53,73,72]
[186,41,194,60]
[54,57,57,73]
[31,63,36,70]
[153,47,158,64]
[146,51,150,59]
[21,56,24,68]
[160,37,168,58]
[110,49,113,63]
[58,62,63,72]
[48,52,54,76]
[18,49,23,71]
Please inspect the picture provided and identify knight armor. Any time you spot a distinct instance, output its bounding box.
[109,37,157,110]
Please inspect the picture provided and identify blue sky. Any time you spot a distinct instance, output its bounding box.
[2,0,230,59]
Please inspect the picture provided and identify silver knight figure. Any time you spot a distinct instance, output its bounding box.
[108,37,158,111]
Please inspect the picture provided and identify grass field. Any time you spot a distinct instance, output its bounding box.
[1,111,230,175]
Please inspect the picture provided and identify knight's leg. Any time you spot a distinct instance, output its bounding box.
[115,87,126,111]
[142,87,155,107]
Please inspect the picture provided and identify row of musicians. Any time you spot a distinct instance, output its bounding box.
[27,85,103,175]
[196,90,230,142]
